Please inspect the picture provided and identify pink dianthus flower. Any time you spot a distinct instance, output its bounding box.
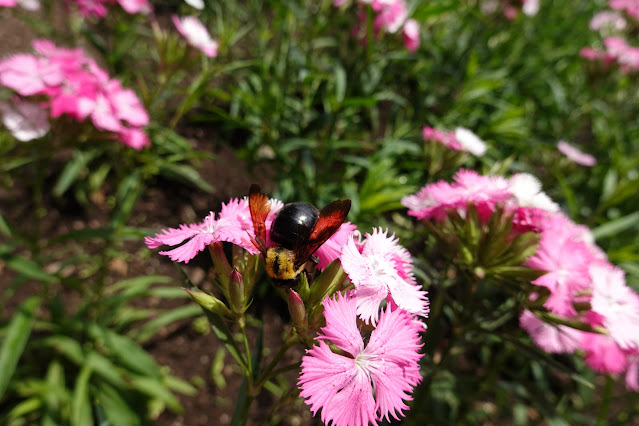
[0,40,150,149]
[298,292,424,426]
[340,228,429,324]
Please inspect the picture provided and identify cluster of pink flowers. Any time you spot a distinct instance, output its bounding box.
[403,169,639,391]
[610,0,639,20]
[334,0,420,52]
[146,191,429,425]
[0,0,40,10]
[480,0,540,19]
[581,37,639,73]
[521,215,639,391]
[581,1,639,72]
[0,40,150,149]
[423,125,488,157]
[69,0,151,18]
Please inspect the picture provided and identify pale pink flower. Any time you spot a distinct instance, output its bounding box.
[521,0,539,16]
[519,310,583,353]
[116,0,151,14]
[0,0,39,9]
[184,0,204,9]
[402,19,419,52]
[422,125,462,150]
[557,141,596,166]
[454,127,487,156]
[525,214,594,316]
[0,99,50,141]
[588,263,639,350]
[605,36,639,71]
[590,11,627,32]
[626,351,639,391]
[373,0,407,34]
[610,0,639,21]
[145,212,260,263]
[71,0,150,17]
[0,54,50,96]
[172,15,219,58]
[340,228,429,324]
[117,127,150,150]
[508,173,559,212]
[298,292,424,426]
[421,125,487,155]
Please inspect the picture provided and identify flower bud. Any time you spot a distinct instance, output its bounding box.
[288,289,307,332]
[184,288,232,317]
[309,258,348,305]
[208,242,232,291]
[229,267,245,313]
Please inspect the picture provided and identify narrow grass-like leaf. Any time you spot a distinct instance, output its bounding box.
[128,376,182,413]
[53,149,98,197]
[0,254,58,284]
[94,383,140,426]
[70,365,93,426]
[132,304,202,343]
[88,324,162,379]
[591,211,639,241]
[0,296,40,397]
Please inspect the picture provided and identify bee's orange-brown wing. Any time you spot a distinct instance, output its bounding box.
[248,184,271,255]
[294,199,351,268]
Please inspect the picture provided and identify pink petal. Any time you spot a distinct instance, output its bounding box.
[319,292,364,356]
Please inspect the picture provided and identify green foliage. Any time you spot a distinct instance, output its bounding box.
[2,0,639,424]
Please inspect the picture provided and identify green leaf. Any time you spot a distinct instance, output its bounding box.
[0,253,58,284]
[128,376,182,413]
[164,375,198,396]
[94,382,140,426]
[53,149,98,197]
[157,163,213,193]
[88,324,162,379]
[0,296,40,397]
[133,304,202,343]
[591,211,639,241]
[71,365,93,426]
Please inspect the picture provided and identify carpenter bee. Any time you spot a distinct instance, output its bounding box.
[248,184,351,287]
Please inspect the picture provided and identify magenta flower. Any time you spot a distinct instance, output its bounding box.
[581,332,628,374]
[340,228,429,324]
[557,141,596,166]
[0,40,149,149]
[298,292,424,426]
[402,169,511,222]
[145,212,260,263]
[172,15,219,58]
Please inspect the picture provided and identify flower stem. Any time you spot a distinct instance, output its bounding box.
[596,375,613,426]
